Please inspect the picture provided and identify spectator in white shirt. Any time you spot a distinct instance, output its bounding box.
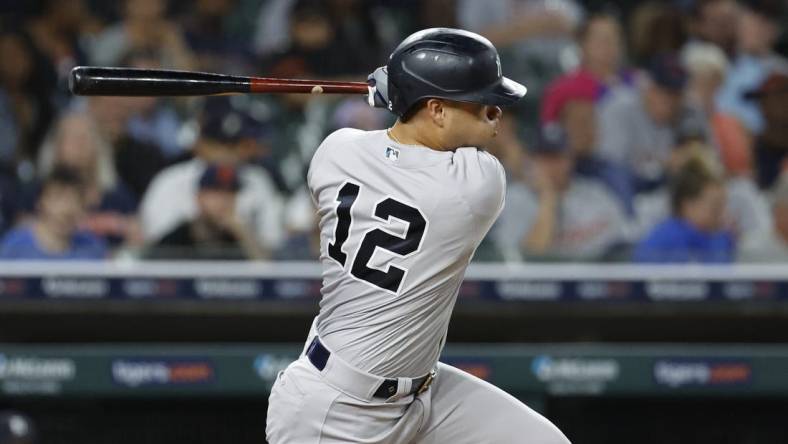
[140,97,284,257]
[494,123,629,261]
[597,54,687,191]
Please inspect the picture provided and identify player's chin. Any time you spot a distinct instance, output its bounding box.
[469,137,494,150]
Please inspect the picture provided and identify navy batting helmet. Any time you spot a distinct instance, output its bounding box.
[369,28,527,118]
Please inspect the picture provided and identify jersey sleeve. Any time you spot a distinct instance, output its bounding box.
[307,128,362,204]
[452,148,507,223]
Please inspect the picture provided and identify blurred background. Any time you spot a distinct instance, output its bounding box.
[0,0,787,442]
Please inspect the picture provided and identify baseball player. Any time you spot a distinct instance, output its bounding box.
[266,28,570,444]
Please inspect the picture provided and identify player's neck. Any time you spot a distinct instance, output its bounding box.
[388,121,449,152]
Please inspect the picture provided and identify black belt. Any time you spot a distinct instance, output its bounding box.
[306,337,434,399]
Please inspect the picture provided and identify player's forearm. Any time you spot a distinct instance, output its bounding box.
[522,192,558,254]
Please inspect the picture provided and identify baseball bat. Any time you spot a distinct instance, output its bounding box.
[69,66,369,97]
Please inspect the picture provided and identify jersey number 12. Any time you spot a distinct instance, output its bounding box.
[328,181,427,294]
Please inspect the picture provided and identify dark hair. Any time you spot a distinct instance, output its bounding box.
[399,99,428,123]
[669,157,720,215]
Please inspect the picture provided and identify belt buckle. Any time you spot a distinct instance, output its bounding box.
[417,369,436,395]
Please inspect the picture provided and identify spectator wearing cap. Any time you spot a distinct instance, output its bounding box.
[0,167,107,260]
[634,156,734,263]
[140,97,284,257]
[716,0,787,136]
[597,54,687,191]
[541,68,636,215]
[745,71,788,188]
[493,124,628,261]
[146,164,265,260]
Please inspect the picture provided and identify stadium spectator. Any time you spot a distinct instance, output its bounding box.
[575,13,635,97]
[739,174,788,261]
[252,0,297,59]
[541,70,636,214]
[3,0,788,265]
[456,0,581,111]
[178,0,257,74]
[633,156,734,263]
[146,164,264,260]
[37,111,140,247]
[25,0,98,90]
[682,42,753,176]
[746,71,788,188]
[261,1,338,78]
[259,93,334,194]
[0,167,107,260]
[597,54,686,191]
[120,49,189,159]
[18,0,102,173]
[716,0,787,137]
[0,164,20,237]
[276,185,319,260]
[140,96,284,256]
[262,0,381,79]
[456,0,578,48]
[88,0,196,70]
[632,129,770,250]
[324,0,385,74]
[684,0,738,56]
[628,2,688,66]
[82,95,167,200]
[493,124,628,261]
[0,29,56,163]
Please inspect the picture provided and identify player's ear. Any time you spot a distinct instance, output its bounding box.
[425,99,446,128]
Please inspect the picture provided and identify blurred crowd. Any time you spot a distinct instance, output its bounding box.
[0,0,786,263]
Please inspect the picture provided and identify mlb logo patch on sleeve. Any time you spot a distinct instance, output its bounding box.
[385,147,400,162]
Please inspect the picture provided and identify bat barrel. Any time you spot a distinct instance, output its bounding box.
[70,67,251,96]
[69,66,370,97]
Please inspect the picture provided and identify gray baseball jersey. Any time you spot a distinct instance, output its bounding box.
[308,128,505,378]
